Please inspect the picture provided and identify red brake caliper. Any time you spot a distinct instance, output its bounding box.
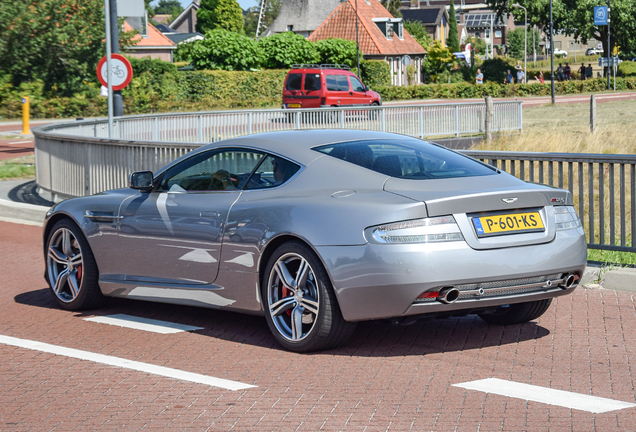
[281,285,292,316]
[77,264,82,282]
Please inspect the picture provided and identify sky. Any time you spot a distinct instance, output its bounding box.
[177,0,259,10]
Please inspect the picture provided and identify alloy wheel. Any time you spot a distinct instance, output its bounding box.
[267,252,320,342]
[47,227,84,303]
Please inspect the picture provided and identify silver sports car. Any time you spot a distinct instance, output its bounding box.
[43,130,587,352]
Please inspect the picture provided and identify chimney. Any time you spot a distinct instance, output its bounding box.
[411,0,420,9]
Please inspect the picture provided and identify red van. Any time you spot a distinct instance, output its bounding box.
[282,64,382,110]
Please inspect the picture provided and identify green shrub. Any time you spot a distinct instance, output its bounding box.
[190,29,262,71]
[618,61,636,77]
[360,60,391,88]
[127,56,178,76]
[481,58,513,83]
[314,38,358,68]
[258,32,320,69]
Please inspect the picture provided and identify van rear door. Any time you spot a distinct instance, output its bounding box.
[302,72,322,108]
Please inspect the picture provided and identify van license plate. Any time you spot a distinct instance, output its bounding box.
[472,212,544,237]
[287,103,301,108]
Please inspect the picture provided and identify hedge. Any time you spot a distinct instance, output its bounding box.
[2,70,635,119]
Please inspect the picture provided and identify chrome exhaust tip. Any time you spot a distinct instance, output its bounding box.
[438,287,460,304]
[564,274,579,289]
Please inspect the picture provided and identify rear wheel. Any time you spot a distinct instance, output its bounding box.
[477,299,552,325]
[45,219,103,311]
[262,241,356,352]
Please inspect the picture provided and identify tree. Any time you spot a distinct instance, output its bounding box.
[486,0,636,58]
[0,0,133,95]
[258,32,320,69]
[244,0,281,37]
[314,38,358,67]
[155,0,183,15]
[403,20,433,50]
[190,29,262,70]
[423,41,455,82]
[380,0,402,17]
[447,0,460,53]
[506,27,541,59]
[197,0,244,34]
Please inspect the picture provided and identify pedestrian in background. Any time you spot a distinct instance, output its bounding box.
[557,63,565,81]
[564,63,571,81]
[516,68,525,84]
[578,63,586,80]
[536,71,545,83]
[504,70,514,84]
[475,68,484,85]
[587,64,593,80]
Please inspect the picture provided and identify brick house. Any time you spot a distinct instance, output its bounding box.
[308,0,426,86]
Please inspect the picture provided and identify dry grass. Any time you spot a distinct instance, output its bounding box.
[473,99,636,154]
[471,99,636,265]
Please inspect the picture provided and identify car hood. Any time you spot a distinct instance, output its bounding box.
[383,173,570,217]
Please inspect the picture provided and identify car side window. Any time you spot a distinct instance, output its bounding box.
[350,76,365,92]
[326,75,340,91]
[304,73,322,91]
[285,73,303,90]
[158,149,265,192]
[335,74,350,91]
[244,155,300,190]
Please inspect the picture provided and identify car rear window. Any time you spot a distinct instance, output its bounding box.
[326,74,350,91]
[286,73,302,90]
[304,73,321,91]
[314,139,497,180]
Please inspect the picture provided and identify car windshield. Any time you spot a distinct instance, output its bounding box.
[314,139,498,180]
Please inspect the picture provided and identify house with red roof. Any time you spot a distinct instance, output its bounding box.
[308,0,426,86]
[124,21,176,62]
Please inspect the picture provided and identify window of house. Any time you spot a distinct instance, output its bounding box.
[385,23,392,40]
[495,30,502,38]
[287,25,293,32]
[485,29,491,39]
[397,22,404,39]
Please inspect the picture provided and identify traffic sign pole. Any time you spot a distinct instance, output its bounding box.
[104,0,113,138]
[607,0,610,90]
[109,0,124,117]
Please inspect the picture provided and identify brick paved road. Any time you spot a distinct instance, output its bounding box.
[1,220,635,431]
[0,138,34,161]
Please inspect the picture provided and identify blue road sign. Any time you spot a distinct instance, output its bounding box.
[21,98,26,104]
[594,6,608,25]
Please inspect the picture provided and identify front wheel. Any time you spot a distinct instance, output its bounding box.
[477,299,552,325]
[262,241,356,352]
[45,219,104,311]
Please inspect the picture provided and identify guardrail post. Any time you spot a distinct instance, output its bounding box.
[381,109,386,132]
[485,96,493,143]
[295,111,301,129]
[419,107,424,138]
[151,117,158,141]
[197,115,203,142]
[248,112,253,135]
[590,95,596,133]
[454,105,459,137]
[518,101,523,132]
[339,109,345,129]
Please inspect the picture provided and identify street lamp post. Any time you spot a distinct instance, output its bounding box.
[512,4,527,83]
[549,0,555,104]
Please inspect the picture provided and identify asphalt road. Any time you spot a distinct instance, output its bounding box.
[1,218,636,431]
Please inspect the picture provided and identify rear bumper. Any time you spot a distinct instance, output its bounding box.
[316,228,587,322]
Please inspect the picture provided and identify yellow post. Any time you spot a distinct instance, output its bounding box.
[21,97,30,134]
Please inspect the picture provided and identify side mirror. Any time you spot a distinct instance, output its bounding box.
[129,171,154,191]
[364,85,370,92]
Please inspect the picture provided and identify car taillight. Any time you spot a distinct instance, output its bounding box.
[364,216,464,244]
[553,206,581,231]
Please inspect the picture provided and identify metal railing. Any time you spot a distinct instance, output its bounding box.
[45,102,523,143]
[465,150,636,253]
[31,102,636,252]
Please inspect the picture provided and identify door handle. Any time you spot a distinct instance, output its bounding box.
[349,92,353,95]
[200,211,218,218]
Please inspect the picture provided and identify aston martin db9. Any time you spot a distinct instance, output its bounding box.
[43,130,587,352]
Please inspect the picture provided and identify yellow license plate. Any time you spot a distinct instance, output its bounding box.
[287,103,301,108]
[472,212,544,237]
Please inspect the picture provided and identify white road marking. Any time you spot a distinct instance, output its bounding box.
[453,378,636,413]
[7,140,33,145]
[83,314,204,334]
[0,334,256,391]
[0,216,43,227]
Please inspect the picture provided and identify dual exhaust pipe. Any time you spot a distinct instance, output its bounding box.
[436,273,580,304]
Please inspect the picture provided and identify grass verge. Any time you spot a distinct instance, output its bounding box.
[0,155,35,180]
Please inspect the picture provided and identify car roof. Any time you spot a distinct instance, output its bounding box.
[194,130,423,166]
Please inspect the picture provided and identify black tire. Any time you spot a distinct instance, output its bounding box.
[45,219,104,311]
[262,241,356,352]
[477,299,552,325]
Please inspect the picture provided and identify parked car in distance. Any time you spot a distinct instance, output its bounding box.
[43,130,587,353]
[586,48,603,56]
[553,48,568,57]
[282,64,381,110]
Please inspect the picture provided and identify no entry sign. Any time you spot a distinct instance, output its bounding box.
[97,54,133,91]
